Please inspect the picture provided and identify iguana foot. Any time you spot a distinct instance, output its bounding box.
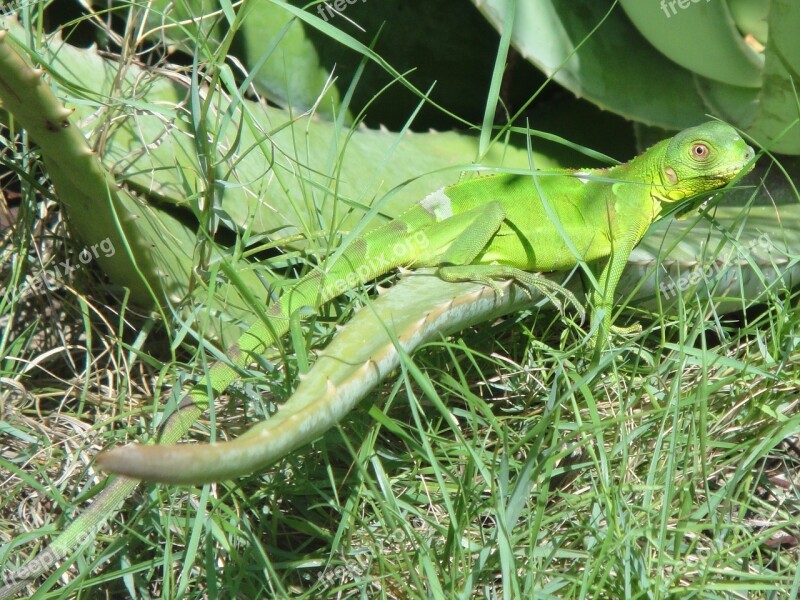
[610,322,642,336]
[437,264,585,322]
[586,321,643,355]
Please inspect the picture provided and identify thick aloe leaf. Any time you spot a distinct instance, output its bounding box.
[619,0,763,87]
[0,27,177,305]
[236,0,345,117]
[626,192,800,314]
[472,0,710,129]
[474,0,800,154]
[746,0,800,153]
[622,0,800,154]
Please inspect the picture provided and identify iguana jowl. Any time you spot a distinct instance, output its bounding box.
[96,121,755,483]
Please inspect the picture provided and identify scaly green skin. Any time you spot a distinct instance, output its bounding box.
[95,121,755,484]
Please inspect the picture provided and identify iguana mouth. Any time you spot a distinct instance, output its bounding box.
[702,150,756,187]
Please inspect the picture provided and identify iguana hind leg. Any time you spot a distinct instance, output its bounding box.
[438,264,584,321]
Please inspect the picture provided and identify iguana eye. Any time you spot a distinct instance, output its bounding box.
[691,143,709,160]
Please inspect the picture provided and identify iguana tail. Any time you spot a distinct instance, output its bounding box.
[96,273,545,483]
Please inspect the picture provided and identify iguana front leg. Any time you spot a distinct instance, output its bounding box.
[588,231,642,353]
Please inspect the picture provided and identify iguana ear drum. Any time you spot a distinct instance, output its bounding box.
[664,166,678,185]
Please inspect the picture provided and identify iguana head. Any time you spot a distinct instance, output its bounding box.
[657,121,755,203]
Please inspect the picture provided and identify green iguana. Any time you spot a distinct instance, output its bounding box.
[95,120,755,484]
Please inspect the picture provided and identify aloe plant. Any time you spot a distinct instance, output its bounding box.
[475,0,800,153]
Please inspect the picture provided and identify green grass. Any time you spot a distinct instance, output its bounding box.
[1,3,800,599]
[2,198,798,598]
